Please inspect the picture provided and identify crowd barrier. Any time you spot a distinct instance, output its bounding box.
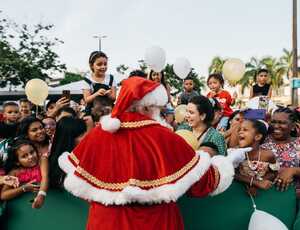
[0,181,298,230]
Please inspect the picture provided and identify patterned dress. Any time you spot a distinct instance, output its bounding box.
[261,136,300,195]
[261,136,300,168]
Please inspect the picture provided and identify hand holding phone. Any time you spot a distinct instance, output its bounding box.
[62,90,71,101]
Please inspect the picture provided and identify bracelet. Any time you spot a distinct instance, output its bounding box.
[250,177,254,187]
[38,190,47,197]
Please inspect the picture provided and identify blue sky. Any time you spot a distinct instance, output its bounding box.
[1,0,298,77]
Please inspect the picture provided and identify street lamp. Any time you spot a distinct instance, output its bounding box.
[93,35,107,52]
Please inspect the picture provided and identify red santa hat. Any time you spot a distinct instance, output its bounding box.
[100,76,168,133]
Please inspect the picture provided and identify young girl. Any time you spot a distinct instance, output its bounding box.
[207,73,236,131]
[149,70,172,104]
[250,69,272,99]
[1,139,48,209]
[82,51,116,111]
[235,119,277,196]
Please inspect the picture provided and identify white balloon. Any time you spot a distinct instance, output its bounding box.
[248,209,288,230]
[222,58,246,84]
[173,57,191,79]
[144,46,166,72]
[25,79,49,105]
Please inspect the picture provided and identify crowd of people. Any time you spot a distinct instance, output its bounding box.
[0,50,299,228]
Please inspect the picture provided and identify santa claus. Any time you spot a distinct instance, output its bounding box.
[59,76,248,230]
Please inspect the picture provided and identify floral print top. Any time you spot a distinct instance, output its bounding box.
[261,136,300,168]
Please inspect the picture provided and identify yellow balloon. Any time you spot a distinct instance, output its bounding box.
[25,79,49,105]
[222,58,246,84]
[175,104,187,123]
[175,130,199,150]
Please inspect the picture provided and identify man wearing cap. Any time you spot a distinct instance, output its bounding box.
[59,76,248,230]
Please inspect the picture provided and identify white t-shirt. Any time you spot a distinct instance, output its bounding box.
[82,74,116,91]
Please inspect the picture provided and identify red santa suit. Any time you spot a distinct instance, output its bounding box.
[59,77,236,230]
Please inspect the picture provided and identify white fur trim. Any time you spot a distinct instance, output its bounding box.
[59,151,212,205]
[210,155,234,196]
[135,84,168,107]
[100,115,121,133]
[58,152,75,174]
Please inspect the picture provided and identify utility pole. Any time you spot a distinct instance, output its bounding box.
[292,0,298,106]
[93,35,107,51]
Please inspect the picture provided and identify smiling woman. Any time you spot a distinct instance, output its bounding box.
[185,96,227,155]
[17,116,50,158]
[261,107,300,195]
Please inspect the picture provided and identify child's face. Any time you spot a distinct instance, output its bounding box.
[20,102,31,116]
[17,144,38,168]
[91,57,108,76]
[208,77,221,92]
[28,121,46,143]
[238,120,261,148]
[151,72,162,83]
[4,105,20,123]
[257,71,268,85]
[183,80,194,92]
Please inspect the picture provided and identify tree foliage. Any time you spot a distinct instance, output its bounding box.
[0,14,66,88]
[59,72,84,85]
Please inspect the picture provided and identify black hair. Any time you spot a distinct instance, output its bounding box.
[245,119,268,144]
[200,142,219,153]
[49,117,87,188]
[189,96,214,126]
[88,51,108,66]
[207,73,224,88]
[184,76,194,82]
[128,70,147,79]
[257,68,269,75]
[3,102,19,110]
[273,107,296,122]
[210,98,222,112]
[4,139,38,173]
[56,107,77,118]
[19,98,30,104]
[46,99,57,110]
[149,70,167,89]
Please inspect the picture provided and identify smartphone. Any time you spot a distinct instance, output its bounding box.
[62,90,71,101]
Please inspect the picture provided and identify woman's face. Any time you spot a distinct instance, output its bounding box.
[91,57,107,76]
[151,72,162,83]
[231,113,243,127]
[186,103,203,128]
[238,120,258,148]
[17,144,38,168]
[27,121,46,143]
[42,118,56,137]
[270,112,293,141]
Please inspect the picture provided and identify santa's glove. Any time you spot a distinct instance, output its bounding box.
[226,147,252,168]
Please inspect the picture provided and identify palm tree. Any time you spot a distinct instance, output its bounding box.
[280,48,293,79]
[208,56,225,74]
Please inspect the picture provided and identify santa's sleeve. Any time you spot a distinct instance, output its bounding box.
[188,154,235,197]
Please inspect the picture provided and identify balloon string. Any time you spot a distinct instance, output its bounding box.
[249,194,257,210]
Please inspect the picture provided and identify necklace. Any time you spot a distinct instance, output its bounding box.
[246,150,261,171]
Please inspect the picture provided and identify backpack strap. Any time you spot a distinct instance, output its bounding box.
[109,74,114,87]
